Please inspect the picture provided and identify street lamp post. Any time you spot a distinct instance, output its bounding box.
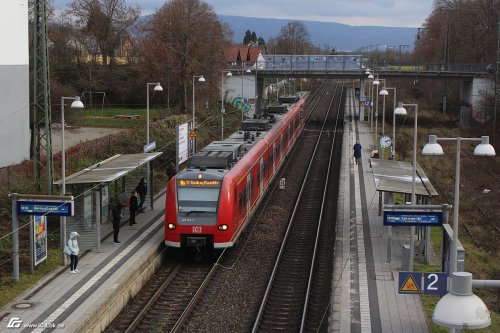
[373,78,381,143]
[380,87,398,159]
[221,71,232,140]
[192,75,205,154]
[60,96,84,265]
[240,63,251,122]
[366,72,374,128]
[146,82,162,211]
[394,102,419,270]
[422,135,496,276]
[146,82,163,145]
[379,86,389,159]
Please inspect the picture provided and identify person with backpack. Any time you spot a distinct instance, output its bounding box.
[136,177,147,213]
[67,231,80,273]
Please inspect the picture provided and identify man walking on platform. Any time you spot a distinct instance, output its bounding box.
[353,140,362,165]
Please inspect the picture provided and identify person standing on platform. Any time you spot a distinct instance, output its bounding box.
[111,200,124,244]
[68,231,80,273]
[136,177,147,213]
[353,140,362,165]
[129,190,138,226]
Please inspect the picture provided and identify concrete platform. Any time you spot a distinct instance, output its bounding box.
[329,87,430,332]
[0,193,167,333]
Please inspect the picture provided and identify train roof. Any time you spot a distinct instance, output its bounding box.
[187,95,302,172]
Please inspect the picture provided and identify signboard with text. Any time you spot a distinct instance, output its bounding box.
[398,271,448,295]
[17,199,74,217]
[384,210,443,227]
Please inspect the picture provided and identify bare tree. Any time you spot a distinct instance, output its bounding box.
[67,0,139,66]
[273,21,312,54]
[140,0,230,114]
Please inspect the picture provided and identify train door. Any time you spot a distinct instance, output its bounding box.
[246,174,252,213]
[259,159,264,194]
[272,143,276,174]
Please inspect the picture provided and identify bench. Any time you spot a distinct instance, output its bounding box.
[114,115,140,119]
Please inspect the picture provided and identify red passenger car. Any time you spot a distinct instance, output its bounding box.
[165,94,308,254]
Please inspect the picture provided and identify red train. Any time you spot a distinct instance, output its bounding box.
[165,93,308,254]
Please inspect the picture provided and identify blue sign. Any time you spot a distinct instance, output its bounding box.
[384,211,443,227]
[398,272,421,294]
[143,141,156,153]
[17,200,74,217]
[423,272,448,295]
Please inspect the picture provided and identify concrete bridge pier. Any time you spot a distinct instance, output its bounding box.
[459,78,493,127]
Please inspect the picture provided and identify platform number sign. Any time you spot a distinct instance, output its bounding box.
[423,272,448,295]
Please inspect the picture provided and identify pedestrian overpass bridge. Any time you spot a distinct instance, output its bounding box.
[225,54,493,127]
[249,54,490,80]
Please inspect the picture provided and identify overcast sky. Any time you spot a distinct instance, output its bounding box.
[52,0,435,28]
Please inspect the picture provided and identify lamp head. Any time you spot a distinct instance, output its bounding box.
[246,69,252,73]
[226,72,232,77]
[422,135,444,155]
[154,82,163,91]
[198,76,206,82]
[394,102,407,116]
[373,80,380,85]
[368,74,374,80]
[379,89,389,96]
[70,96,84,109]
[433,272,490,330]
[473,136,496,156]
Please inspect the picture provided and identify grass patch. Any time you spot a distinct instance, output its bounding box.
[81,107,163,128]
[0,249,62,309]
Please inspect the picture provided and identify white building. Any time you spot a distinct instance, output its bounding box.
[0,0,30,168]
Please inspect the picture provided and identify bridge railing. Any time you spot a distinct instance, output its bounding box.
[375,62,490,74]
[253,55,490,75]
[259,54,364,72]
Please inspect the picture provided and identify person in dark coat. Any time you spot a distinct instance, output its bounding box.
[129,190,138,226]
[136,177,147,213]
[353,140,362,165]
[111,201,124,244]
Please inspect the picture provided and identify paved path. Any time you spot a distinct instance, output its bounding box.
[50,127,123,153]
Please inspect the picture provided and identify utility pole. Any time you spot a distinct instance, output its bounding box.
[32,0,53,194]
[494,14,500,137]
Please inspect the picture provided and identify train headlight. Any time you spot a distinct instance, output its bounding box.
[168,223,176,230]
[218,224,228,231]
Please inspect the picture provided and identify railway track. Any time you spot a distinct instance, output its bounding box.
[104,252,213,333]
[252,84,344,332]
[106,81,344,333]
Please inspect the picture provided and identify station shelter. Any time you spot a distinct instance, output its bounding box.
[54,153,162,252]
[371,159,440,264]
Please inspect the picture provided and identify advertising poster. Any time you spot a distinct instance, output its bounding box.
[178,122,189,164]
[33,215,47,265]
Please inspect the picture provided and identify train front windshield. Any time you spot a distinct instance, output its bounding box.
[176,179,221,214]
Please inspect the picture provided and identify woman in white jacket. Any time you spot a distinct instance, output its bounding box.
[68,231,80,273]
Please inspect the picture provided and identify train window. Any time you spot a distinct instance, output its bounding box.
[177,184,220,214]
[239,189,247,214]
[248,176,253,202]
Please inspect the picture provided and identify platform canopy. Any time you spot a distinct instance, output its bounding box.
[54,153,162,185]
[371,159,438,197]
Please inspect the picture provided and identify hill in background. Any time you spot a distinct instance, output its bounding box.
[219,15,417,52]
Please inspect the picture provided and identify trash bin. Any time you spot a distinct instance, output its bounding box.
[401,244,410,271]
